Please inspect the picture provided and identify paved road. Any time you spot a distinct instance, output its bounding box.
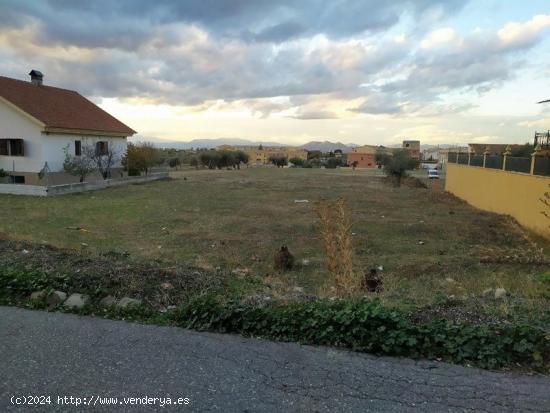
[1,307,549,412]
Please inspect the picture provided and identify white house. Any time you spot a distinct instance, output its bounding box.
[0,70,136,185]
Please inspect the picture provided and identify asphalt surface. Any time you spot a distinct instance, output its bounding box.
[1,307,549,413]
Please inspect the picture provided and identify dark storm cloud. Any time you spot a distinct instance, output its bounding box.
[1,0,548,117]
[1,0,465,48]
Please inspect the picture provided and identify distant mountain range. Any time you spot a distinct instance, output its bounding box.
[129,137,285,149]
[130,136,359,152]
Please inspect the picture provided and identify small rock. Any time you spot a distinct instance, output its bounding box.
[231,268,250,277]
[47,291,67,307]
[167,305,177,311]
[64,293,90,309]
[301,259,310,266]
[22,249,29,254]
[482,288,494,297]
[99,295,117,307]
[494,288,507,300]
[30,290,46,300]
[160,282,174,290]
[117,297,142,308]
[445,278,455,283]
[417,240,425,245]
[293,286,304,294]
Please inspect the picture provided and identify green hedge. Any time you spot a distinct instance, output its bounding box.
[172,297,549,370]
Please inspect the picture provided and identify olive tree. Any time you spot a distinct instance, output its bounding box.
[380,149,419,186]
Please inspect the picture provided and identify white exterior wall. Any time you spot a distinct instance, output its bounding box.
[42,135,128,172]
[0,100,44,172]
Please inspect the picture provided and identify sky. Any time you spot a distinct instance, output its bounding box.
[0,0,549,146]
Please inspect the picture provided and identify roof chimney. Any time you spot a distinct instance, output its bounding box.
[29,70,43,86]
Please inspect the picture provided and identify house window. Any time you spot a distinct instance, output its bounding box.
[0,139,24,156]
[95,141,108,156]
[75,140,82,156]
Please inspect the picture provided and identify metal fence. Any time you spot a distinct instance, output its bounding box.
[534,157,550,176]
[447,152,550,177]
[485,155,503,169]
[505,157,531,174]
[470,155,483,167]
[457,153,469,164]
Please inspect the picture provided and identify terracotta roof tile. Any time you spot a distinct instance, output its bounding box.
[0,75,136,136]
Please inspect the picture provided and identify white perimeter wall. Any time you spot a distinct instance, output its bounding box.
[0,100,44,172]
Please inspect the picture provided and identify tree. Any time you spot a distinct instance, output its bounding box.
[122,142,158,175]
[235,151,249,169]
[380,149,419,186]
[168,157,181,169]
[289,157,305,167]
[511,143,534,157]
[92,142,122,180]
[198,150,221,169]
[269,155,288,168]
[190,157,199,169]
[375,148,391,167]
[325,157,343,169]
[63,144,97,182]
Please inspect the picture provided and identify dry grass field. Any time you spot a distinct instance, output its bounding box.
[0,167,548,324]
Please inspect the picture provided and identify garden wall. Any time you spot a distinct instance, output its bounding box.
[0,172,169,196]
[445,163,550,238]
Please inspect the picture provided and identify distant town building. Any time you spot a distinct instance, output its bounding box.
[216,145,308,166]
[346,145,391,168]
[402,140,420,160]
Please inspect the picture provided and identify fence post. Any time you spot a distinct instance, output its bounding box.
[530,144,542,175]
[502,145,511,171]
[467,150,471,166]
[482,147,489,168]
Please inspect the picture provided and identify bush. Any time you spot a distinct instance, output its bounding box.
[380,149,419,186]
[325,157,344,169]
[269,155,288,168]
[289,157,305,167]
[172,297,549,370]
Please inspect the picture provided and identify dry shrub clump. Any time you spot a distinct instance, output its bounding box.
[314,197,361,297]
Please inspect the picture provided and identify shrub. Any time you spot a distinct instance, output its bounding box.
[122,142,158,175]
[289,157,305,167]
[172,296,550,370]
[269,155,288,168]
[314,198,360,296]
[380,149,419,186]
[168,158,181,169]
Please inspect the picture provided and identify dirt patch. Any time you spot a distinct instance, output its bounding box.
[409,299,504,326]
[0,236,226,309]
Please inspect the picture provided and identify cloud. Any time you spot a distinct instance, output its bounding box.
[0,1,548,125]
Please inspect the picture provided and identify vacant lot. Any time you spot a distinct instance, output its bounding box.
[0,168,548,324]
